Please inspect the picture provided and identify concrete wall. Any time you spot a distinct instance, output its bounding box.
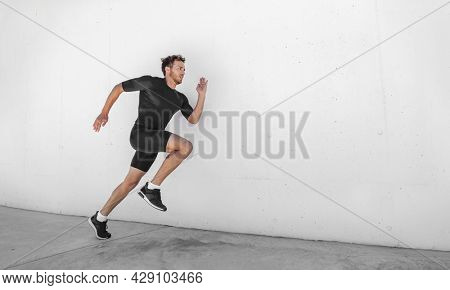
[1,0,449,251]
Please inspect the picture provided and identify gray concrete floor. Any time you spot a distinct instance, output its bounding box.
[1,206,449,270]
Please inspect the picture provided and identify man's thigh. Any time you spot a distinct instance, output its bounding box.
[165,133,191,153]
[131,126,171,153]
[126,165,148,181]
[130,150,159,173]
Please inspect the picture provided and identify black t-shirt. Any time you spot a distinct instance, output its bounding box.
[122,75,194,130]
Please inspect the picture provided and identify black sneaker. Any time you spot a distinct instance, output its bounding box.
[88,211,111,240]
[138,182,167,212]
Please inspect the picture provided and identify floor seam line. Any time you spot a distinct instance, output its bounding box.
[4,218,86,269]
[5,225,169,269]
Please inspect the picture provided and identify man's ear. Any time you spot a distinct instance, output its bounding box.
[164,66,171,76]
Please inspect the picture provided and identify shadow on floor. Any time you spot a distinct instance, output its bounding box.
[1,206,449,269]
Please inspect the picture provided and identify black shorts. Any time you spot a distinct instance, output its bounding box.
[129,124,172,172]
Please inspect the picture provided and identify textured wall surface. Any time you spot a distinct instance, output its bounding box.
[1,0,449,251]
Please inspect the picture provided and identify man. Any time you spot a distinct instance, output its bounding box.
[89,55,207,240]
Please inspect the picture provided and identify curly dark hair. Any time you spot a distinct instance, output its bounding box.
[161,55,185,76]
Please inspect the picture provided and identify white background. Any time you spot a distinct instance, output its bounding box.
[0,0,449,251]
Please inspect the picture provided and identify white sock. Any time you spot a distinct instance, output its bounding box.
[96,211,108,222]
[147,181,161,190]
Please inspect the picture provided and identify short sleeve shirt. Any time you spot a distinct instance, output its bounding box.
[122,75,194,130]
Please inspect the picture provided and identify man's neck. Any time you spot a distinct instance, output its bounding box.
[165,77,177,89]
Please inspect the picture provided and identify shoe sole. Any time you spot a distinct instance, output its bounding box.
[138,190,167,212]
[87,218,110,240]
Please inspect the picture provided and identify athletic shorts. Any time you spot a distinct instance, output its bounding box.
[129,124,172,172]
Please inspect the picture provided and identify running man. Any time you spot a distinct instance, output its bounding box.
[89,55,207,240]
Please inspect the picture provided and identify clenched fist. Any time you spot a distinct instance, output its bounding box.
[196,77,208,96]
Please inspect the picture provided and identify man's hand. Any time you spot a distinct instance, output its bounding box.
[93,113,108,132]
[196,77,208,96]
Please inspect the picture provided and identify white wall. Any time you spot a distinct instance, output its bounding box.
[1,0,449,251]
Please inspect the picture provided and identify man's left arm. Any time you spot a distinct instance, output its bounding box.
[187,77,208,124]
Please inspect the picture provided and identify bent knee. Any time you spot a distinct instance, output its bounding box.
[180,141,193,157]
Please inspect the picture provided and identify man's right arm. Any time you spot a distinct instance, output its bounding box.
[101,83,124,115]
[93,75,152,132]
[92,83,124,132]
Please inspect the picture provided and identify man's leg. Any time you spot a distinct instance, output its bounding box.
[100,166,147,216]
[151,133,193,186]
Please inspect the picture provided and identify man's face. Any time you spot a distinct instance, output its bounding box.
[167,60,185,85]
